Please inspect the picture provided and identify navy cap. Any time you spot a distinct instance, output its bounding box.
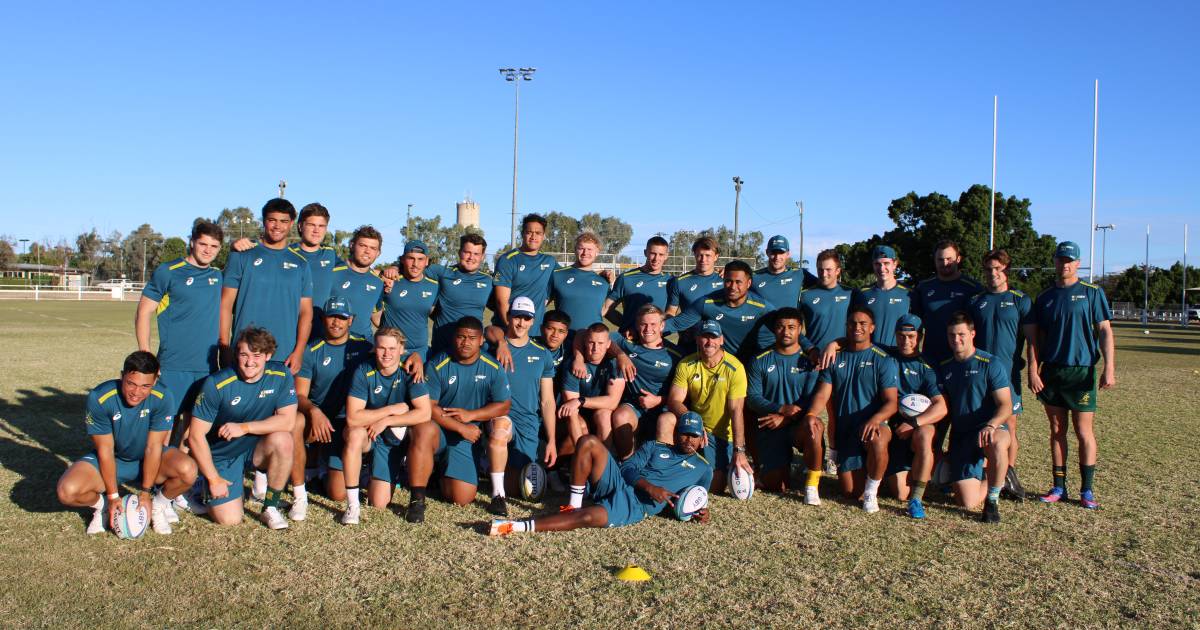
[324,295,352,318]
[766,235,790,253]
[677,411,704,437]
[403,240,428,255]
[699,320,723,337]
[895,313,922,332]
[1055,241,1081,261]
[872,245,897,261]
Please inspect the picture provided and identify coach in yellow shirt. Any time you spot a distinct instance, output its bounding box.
[659,320,751,494]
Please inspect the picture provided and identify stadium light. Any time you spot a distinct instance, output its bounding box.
[732,177,744,257]
[18,238,29,258]
[1095,224,1115,278]
[499,66,537,248]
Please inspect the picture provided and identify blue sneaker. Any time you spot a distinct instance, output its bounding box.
[907,498,926,519]
[1039,487,1067,503]
[1079,490,1100,510]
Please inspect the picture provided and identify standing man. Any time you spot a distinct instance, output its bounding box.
[753,235,816,309]
[666,236,725,316]
[604,236,671,333]
[801,249,853,352]
[188,328,298,529]
[851,245,910,350]
[910,241,983,365]
[885,314,947,519]
[376,240,439,365]
[493,214,558,329]
[802,306,899,512]
[136,220,224,446]
[220,198,313,372]
[550,233,611,335]
[429,234,494,356]
[56,351,197,536]
[1030,241,1115,509]
[938,312,1013,523]
[657,320,752,494]
[666,261,792,362]
[968,249,1035,500]
[329,225,385,339]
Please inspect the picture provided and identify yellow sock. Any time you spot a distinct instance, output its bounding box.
[806,470,821,487]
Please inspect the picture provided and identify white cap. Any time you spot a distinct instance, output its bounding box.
[511,296,537,319]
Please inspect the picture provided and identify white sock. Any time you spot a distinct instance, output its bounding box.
[91,496,104,511]
[514,519,534,533]
[293,483,307,503]
[490,472,506,497]
[153,489,169,506]
[569,485,585,509]
[864,477,881,497]
[346,487,360,510]
[253,471,267,495]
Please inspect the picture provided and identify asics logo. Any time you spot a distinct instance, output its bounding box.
[230,397,241,406]
[253,258,263,266]
[186,277,194,286]
[448,376,457,385]
[342,281,351,289]
[374,386,383,394]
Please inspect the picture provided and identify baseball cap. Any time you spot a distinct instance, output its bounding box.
[510,296,537,319]
[699,320,723,337]
[895,313,922,333]
[324,295,352,318]
[1055,241,1081,261]
[766,235,790,253]
[677,411,704,437]
[872,245,897,261]
[403,240,428,255]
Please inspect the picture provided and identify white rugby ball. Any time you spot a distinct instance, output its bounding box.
[520,462,546,500]
[674,485,709,521]
[899,393,932,419]
[729,466,755,500]
[112,494,148,540]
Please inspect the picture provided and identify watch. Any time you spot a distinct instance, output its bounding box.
[734,445,747,454]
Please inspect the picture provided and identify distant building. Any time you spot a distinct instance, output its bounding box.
[456,198,480,229]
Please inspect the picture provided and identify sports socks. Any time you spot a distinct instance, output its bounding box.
[569,485,585,509]
[91,496,104,511]
[498,519,535,533]
[1080,464,1096,492]
[1052,465,1067,490]
[863,477,881,498]
[253,470,268,497]
[987,486,1002,503]
[293,483,307,504]
[490,472,506,498]
[346,487,360,510]
[805,470,821,487]
[263,487,283,509]
[911,480,927,501]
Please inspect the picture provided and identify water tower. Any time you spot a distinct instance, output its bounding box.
[456,197,480,229]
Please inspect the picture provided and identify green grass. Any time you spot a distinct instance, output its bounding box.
[1,300,1198,627]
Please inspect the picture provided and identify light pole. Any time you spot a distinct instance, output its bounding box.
[1143,225,1150,327]
[1095,224,1115,278]
[796,200,805,276]
[18,238,29,262]
[732,177,744,257]
[141,238,148,284]
[499,66,536,248]
[278,179,287,199]
[406,204,414,241]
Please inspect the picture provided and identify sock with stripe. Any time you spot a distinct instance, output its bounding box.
[263,487,284,509]
[1052,465,1067,491]
[987,486,1002,503]
[569,485,585,509]
[911,480,927,501]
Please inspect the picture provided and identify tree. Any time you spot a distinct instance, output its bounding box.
[529,211,634,256]
[401,215,486,269]
[664,226,767,269]
[1107,261,1200,307]
[121,224,166,283]
[94,230,124,280]
[73,229,104,273]
[161,237,187,263]
[0,236,14,270]
[213,207,261,242]
[329,229,354,261]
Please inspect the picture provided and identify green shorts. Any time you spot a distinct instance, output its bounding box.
[1037,364,1098,412]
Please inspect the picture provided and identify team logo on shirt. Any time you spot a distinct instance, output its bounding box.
[519,265,526,271]
[811,297,820,304]
[475,375,487,381]
[253,258,263,266]
[978,301,988,310]
[636,281,644,288]
[367,284,377,291]
[85,413,94,426]
[283,262,298,270]
[835,295,847,302]
[448,376,458,385]
[654,360,670,368]
[186,277,194,286]
[658,281,667,287]
[715,313,724,320]
[476,282,487,288]
[374,385,383,394]
[740,315,755,322]
[1001,301,1013,308]
[321,260,332,267]
[111,412,122,421]
[592,280,604,286]
[526,355,541,363]
[767,364,776,372]
[322,357,332,366]
[867,298,876,305]
[209,277,219,285]
[758,281,766,287]
[421,291,432,298]
[540,264,551,270]
[231,396,242,406]
[399,290,408,297]
[1044,299,1055,308]
[692,373,701,381]
[681,460,696,470]
[342,281,351,289]
[1071,295,1086,302]
[567,277,575,284]
[258,389,275,398]
[453,279,462,285]
[690,285,698,292]
[659,452,670,459]
[927,290,936,297]
[889,298,903,305]
[140,409,151,418]
[837,361,846,369]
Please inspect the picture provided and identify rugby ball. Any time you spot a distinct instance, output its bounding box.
[674,485,708,521]
[111,494,148,540]
[729,466,755,500]
[520,462,546,500]
[899,393,932,419]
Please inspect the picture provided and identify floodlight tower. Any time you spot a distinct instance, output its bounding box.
[499,66,537,248]
[732,177,744,257]
[1095,224,1115,278]
[278,179,287,199]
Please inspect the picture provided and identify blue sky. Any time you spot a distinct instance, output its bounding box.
[1,2,1196,273]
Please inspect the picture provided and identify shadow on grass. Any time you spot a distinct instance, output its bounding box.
[1118,344,1200,356]
[0,387,91,514]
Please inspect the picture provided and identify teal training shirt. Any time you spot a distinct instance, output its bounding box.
[667,271,724,311]
[428,263,493,353]
[665,296,787,360]
[608,268,670,331]
[224,244,314,361]
[851,283,911,349]
[377,275,439,359]
[800,283,853,351]
[817,345,898,428]
[910,275,983,363]
[298,335,373,420]
[752,266,816,309]
[746,349,819,415]
[288,244,342,322]
[938,350,1010,433]
[85,380,176,461]
[893,352,942,399]
[425,352,511,411]
[192,362,298,447]
[1033,281,1113,367]
[612,333,680,407]
[347,360,429,445]
[620,441,714,516]
[561,357,623,398]
[491,338,554,429]
[969,288,1033,373]
[550,266,610,331]
[329,265,384,339]
[493,248,558,328]
[141,258,222,371]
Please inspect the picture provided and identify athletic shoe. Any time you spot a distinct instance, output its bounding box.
[341,504,361,526]
[260,506,289,530]
[803,487,821,506]
[161,500,180,524]
[288,498,308,522]
[86,507,106,535]
[489,520,514,537]
[1039,487,1068,503]
[558,505,577,513]
[907,498,926,520]
[862,495,879,514]
[150,502,173,535]
[488,495,509,517]
[405,499,426,524]
[822,457,837,476]
[1002,466,1027,501]
[982,500,1001,523]
[1079,490,1100,510]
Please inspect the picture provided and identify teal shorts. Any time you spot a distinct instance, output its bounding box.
[948,423,1008,482]
[754,425,796,473]
[79,447,174,485]
[436,424,482,485]
[322,418,349,471]
[508,412,541,470]
[157,369,210,416]
[590,451,645,528]
[205,435,260,506]
[834,419,870,474]
[370,434,407,484]
[703,432,733,471]
[885,417,915,476]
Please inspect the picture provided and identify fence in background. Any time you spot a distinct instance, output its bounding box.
[0,283,146,301]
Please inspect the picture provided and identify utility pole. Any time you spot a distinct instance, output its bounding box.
[1142,224,1150,327]
[1088,80,1099,282]
[500,67,537,248]
[141,239,148,283]
[1183,224,1190,328]
[1095,224,1115,278]
[796,200,805,275]
[991,94,997,249]
[278,179,287,199]
[732,176,744,257]
[406,204,414,240]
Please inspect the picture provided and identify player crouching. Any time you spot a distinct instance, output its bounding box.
[488,411,713,535]
[57,351,198,535]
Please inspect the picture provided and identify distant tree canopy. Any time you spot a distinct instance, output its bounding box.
[665,226,767,268]
[1104,261,1199,307]
[537,211,633,256]
[401,215,487,269]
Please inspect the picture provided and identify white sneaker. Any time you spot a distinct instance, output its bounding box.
[251,482,267,502]
[260,506,288,530]
[288,498,308,522]
[151,502,173,535]
[341,504,360,526]
[161,498,180,524]
[823,458,837,476]
[804,486,822,506]
[86,507,106,535]
[862,494,879,514]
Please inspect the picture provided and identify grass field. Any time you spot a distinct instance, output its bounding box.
[1,300,1198,628]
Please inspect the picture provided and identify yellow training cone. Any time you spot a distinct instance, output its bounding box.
[616,565,651,582]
